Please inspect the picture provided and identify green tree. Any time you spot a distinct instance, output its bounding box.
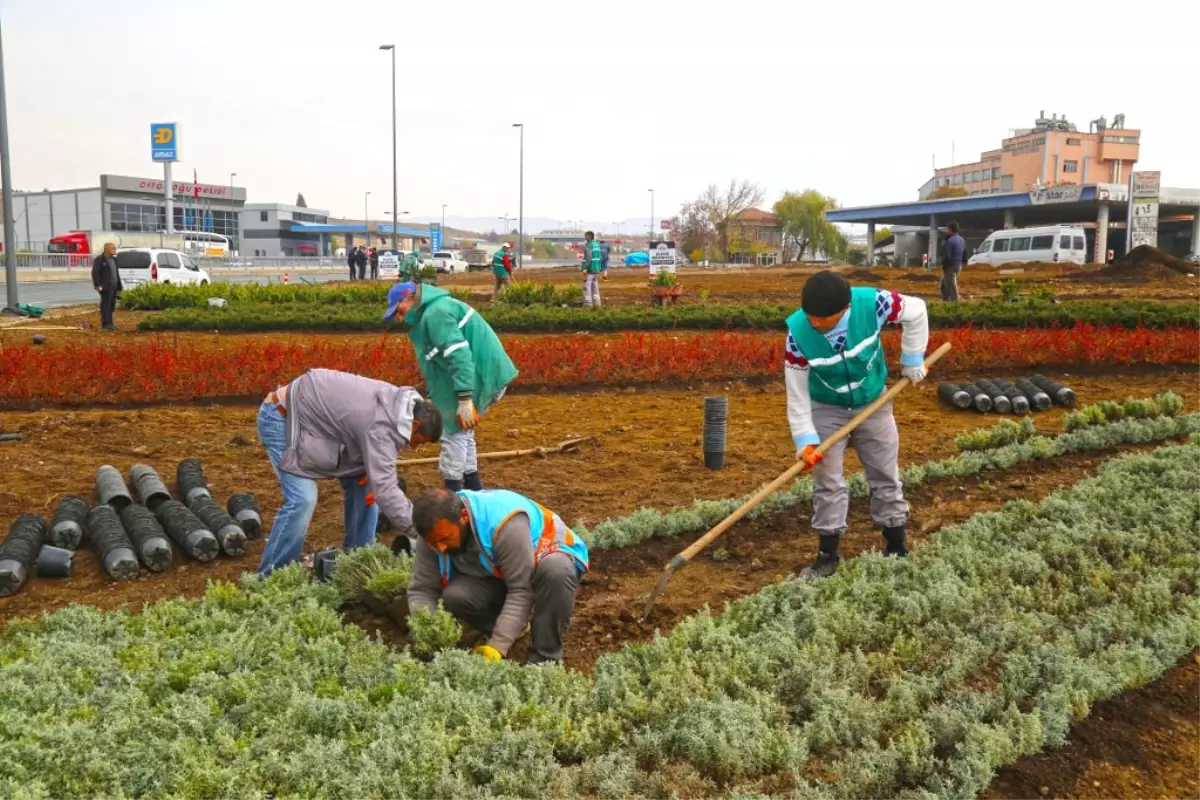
[874,226,892,243]
[930,185,968,199]
[772,189,847,262]
[295,193,308,208]
[845,244,867,266]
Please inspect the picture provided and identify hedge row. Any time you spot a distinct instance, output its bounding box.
[137,297,1200,333]
[0,441,1195,798]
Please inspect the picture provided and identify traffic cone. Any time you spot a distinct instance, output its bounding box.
[283,272,290,285]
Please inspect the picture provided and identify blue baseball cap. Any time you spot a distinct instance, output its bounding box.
[383,282,418,321]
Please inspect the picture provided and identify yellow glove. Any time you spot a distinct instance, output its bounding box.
[456,397,479,430]
[473,644,502,662]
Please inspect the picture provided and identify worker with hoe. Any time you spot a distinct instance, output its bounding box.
[580,231,603,307]
[383,281,518,494]
[492,241,514,299]
[406,486,589,664]
[785,270,929,578]
[255,368,443,577]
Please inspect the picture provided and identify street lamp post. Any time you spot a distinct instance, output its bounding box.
[0,18,18,310]
[512,123,523,269]
[379,44,398,251]
[648,189,655,239]
[441,204,447,241]
[364,191,371,249]
[229,172,237,253]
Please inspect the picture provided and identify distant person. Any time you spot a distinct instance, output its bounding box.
[369,247,380,280]
[599,239,611,279]
[355,245,369,281]
[347,246,358,281]
[941,222,966,302]
[492,242,514,299]
[580,231,603,307]
[91,241,122,331]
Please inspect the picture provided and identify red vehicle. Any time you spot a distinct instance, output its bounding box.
[295,243,318,256]
[48,230,188,266]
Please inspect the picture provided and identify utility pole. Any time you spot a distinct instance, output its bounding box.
[0,17,18,311]
[364,191,370,247]
[379,44,398,251]
[512,123,523,269]
[648,188,655,239]
[229,172,237,252]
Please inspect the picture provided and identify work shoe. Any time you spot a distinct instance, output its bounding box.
[799,551,840,580]
[444,478,464,492]
[883,525,909,558]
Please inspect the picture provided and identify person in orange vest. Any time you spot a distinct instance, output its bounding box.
[406,487,589,664]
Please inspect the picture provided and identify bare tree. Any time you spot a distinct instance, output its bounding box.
[669,201,716,260]
[696,180,766,263]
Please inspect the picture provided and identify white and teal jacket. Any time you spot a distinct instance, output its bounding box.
[785,288,928,448]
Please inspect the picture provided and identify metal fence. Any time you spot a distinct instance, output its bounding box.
[6,253,351,272]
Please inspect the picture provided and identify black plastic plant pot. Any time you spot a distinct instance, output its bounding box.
[974,379,1013,415]
[1015,378,1053,412]
[990,378,1032,415]
[936,382,972,410]
[95,465,133,511]
[314,548,340,582]
[176,458,212,505]
[227,492,262,539]
[86,505,140,581]
[1030,374,1077,407]
[188,496,247,557]
[50,495,89,550]
[128,464,173,511]
[36,545,75,578]
[0,514,47,596]
[154,500,218,562]
[118,504,173,573]
[957,382,994,413]
[703,451,726,471]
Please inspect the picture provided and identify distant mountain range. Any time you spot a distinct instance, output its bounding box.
[410,215,660,237]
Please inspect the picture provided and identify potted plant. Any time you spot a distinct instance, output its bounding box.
[650,271,683,306]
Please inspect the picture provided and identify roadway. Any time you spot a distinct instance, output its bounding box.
[1,271,346,308]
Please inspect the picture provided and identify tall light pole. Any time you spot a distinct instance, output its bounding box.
[648,189,655,240]
[441,203,447,241]
[364,191,371,248]
[379,44,398,250]
[512,123,523,269]
[228,172,237,252]
[0,17,18,311]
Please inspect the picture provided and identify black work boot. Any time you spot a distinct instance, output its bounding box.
[444,478,464,492]
[391,534,413,556]
[799,534,841,580]
[463,471,484,491]
[883,525,909,557]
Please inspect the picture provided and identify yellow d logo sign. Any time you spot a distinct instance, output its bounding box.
[154,127,174,145]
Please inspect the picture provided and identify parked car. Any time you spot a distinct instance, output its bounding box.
[115,248,211,286]
[432,250,469,274]
[968,225,1088,267]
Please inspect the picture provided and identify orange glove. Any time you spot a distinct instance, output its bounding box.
[796,444,823,471]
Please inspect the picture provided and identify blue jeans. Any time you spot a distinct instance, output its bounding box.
[255,402,379,577]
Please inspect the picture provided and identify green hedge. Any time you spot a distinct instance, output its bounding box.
[136,297,1200,333]
[0,442,1195,798]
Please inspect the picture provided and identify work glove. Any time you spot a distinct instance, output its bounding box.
[456,397,479,430]
[796,444,824,471]
[901,364,927,385]
[473,644,502,663]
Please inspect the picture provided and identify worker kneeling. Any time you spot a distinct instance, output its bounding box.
[407,488,589,665]
[786,270,929,579]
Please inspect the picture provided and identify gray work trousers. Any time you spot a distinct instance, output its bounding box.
[441,552,581,664]
[582,273,601,307]
[940,265,961,302]
[494,273,511,299]
[810,399,908,537]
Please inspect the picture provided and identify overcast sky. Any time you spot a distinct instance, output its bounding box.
[3,0,1196,226]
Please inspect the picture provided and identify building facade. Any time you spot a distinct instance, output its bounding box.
[2,174,247,252]
[726,208,783,265]
[919,112,1140,200]
[239,203,331,257]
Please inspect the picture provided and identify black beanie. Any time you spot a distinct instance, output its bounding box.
[801,270,851,317]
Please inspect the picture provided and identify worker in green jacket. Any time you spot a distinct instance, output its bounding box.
[383,281,519,495]
[581,231,603,308]
[401,250,421,282]
[492,242,513,299]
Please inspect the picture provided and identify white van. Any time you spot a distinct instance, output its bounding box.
[115,247,212,287]
[968,225,1088,267]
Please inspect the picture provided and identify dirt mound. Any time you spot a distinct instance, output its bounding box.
[903,272,940,282]
[1084,246,1197,283]
[845,269,885,282]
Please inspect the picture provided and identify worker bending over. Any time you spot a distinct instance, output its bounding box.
[255,368,443,576]
[407,488,589,664]
[785,270,929,579]
[492,242,514,299]
[384,281,518,492]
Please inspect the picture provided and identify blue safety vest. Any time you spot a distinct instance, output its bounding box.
[437,489,590,586]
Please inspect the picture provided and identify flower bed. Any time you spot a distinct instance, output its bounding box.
[0,442,1194,798]
[1,326,1196,407]
[132,294,1200,332]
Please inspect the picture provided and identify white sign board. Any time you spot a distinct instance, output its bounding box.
[1128,171,1161,250]
[647,240,677,276]
[378,249,401,279]
[1029,185,1083,205]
